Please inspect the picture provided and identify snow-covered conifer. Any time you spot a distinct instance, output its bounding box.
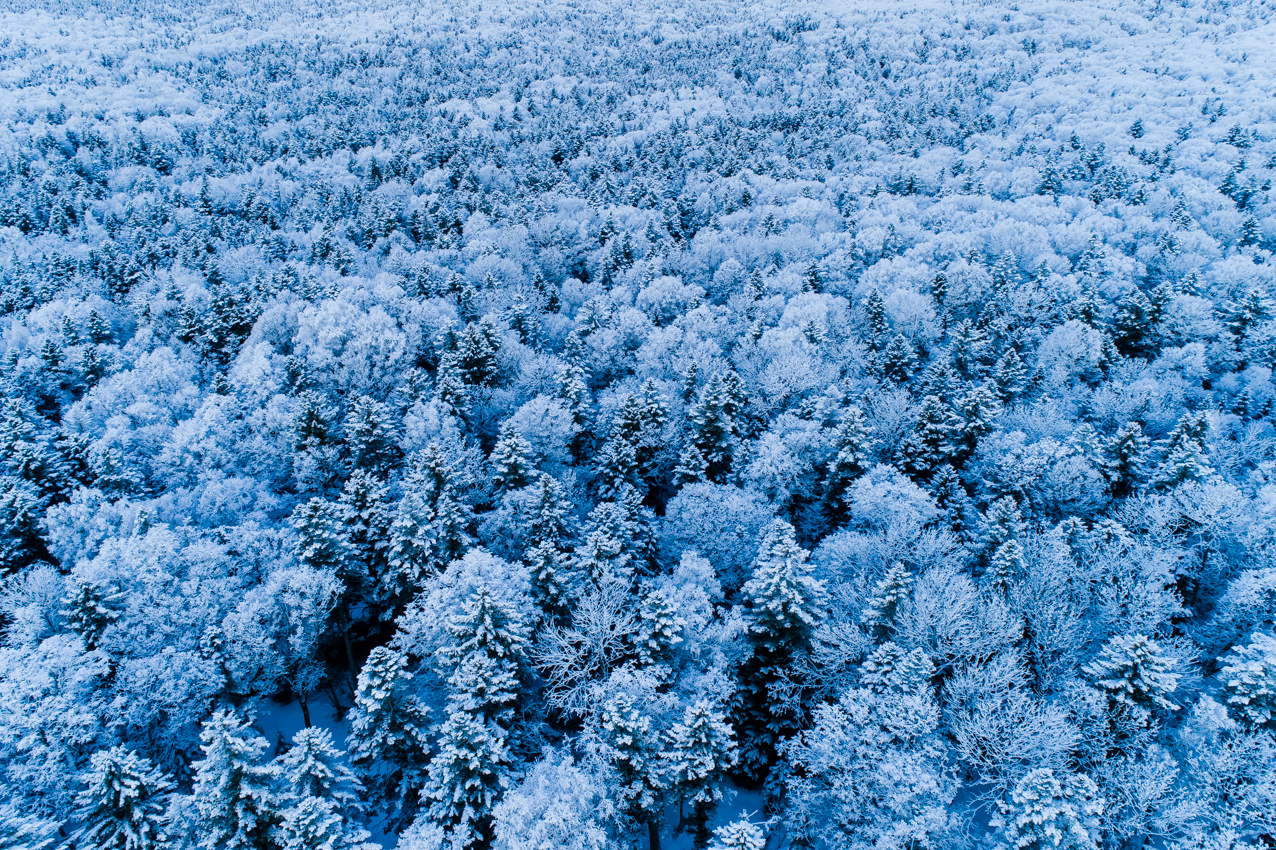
[598,692,665,846]
[991,769,1102,850]
[1083,634,1181,715]
[347,648,432,829]
[490,428,535,495]
[710,814,765,850]
[276,728,376,850]
[636,586,685,668]
[662,701,737,850]
[1220,633,1276,727]
[863,562,914,642]
[72,746,172,850]
[1151,413,1214,489]
[187,711,281,850]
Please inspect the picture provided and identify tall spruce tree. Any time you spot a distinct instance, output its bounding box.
[598,692,666,850]
[733,520,826,780]
[687,372,739,483]
[387,447,473,609]
[823,406,874,525]
[490,427,535,495]
[423,586,526,850]
[862,562,914,643]
[662,701,737,850]
[1150,412,1214,489]
[347,647,432,831]
[72,746,172,850]
[187,711,281,850]
[277,727,376,850]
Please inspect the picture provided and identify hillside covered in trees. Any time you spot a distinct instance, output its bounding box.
[2,0,1276,847]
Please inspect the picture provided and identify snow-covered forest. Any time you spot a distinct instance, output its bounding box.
[1,0,1275,846]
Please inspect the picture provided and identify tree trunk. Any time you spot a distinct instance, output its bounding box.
[340,603,359,693]
[648,818,661,850]
[299,693,312,728]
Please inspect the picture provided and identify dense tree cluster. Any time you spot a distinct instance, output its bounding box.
[1,0,1276,847]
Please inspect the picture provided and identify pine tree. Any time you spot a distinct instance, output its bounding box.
[1036,164,1063,198]
[734,520,826,779]
[1151,412,1214,489]
[387,448,473,607]
[72,746,172,850]
[490,427,535,495]
[340,471,393,601]
[526,542,572,624]
[662,701,737,850]
[345,396,402,475]
[955,383,1003,460]
[633,380,670,496]
[1220,633,1276,727]
[293,498,353,574]
[930,465,972,536]
[573,496,650,586]
[859,641,934,695]
[598,693,665,850]
[505,290,539,347]
[556,363,590,426]
[188,711,281,850]
[824,406,874,524]
[599,382,670,499]
[929,273,949,317]
[637,586,685,668]
[276,728,376,850]
[1083,634,1181,716]
[673,443,708,486]
[879,334,917,383]
[293,391,342,494]
[437,587,527,700]
[785,645,951,850]
[992,769,1101,850]
[347,647,432,831]
[682,363,701,404]
[277,796,378,850]
[615,484,658,572]
[916,354,962,403]
[1240,217,1262,248]
[1227,289,1273,340]
[862,562,913,642]
[594,430,639,499]
[991,251,1019,292]
[434,352,470,417]
[86,309,112,344]
[1112,288,1155,358]
[458,319,501,387]
[742,520,825,641]
[1072,286,1104,327]
[1149,280,1176,320]
[525,473,573,551]
[64,578,120,650]
[801,260,822,293]
[688,372,739,482]
[897,395,959,480]
[1103,422,1150,498]
[422,710,511,850]
[711,815,766,850]
[279,727,363,808]
[862,290,889,349]
[986,539,1026,592]
[992,348,1028,402]
[981,496,1027,559]
[424,587,526,850]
